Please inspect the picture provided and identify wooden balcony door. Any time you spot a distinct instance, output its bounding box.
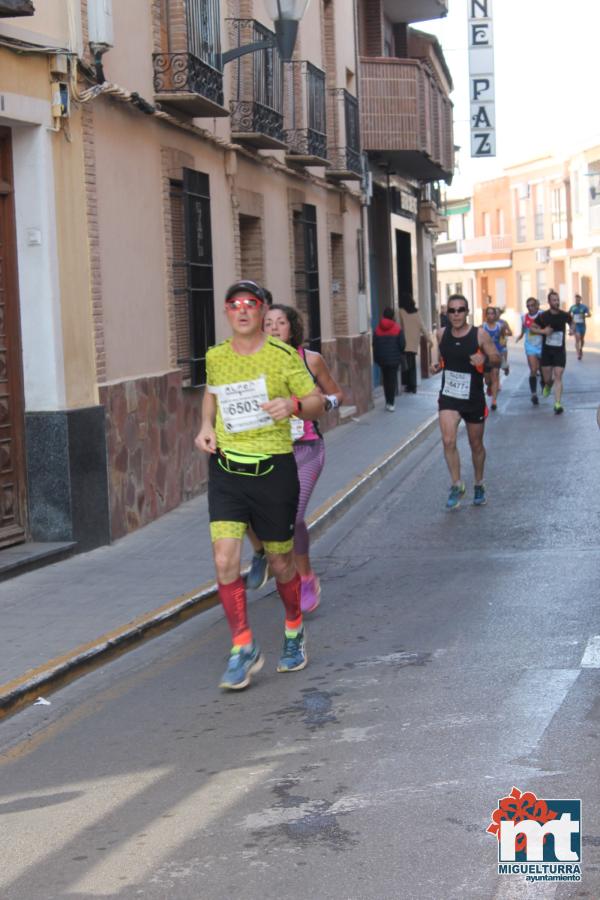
[0,128,27,547]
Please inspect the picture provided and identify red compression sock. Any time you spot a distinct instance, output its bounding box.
[276,572,303,630]
[218,577,252,646]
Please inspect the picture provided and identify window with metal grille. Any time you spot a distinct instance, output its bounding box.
[551,186,567,241]
[170,169,216,387]
[188,0,221,68]
[307,63,326,135]
[293,204,321,352]
[357,229,366,292]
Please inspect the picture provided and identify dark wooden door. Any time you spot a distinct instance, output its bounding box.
[0,127,27,547]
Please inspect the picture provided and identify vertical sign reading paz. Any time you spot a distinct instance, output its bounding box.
[469,0,495,157]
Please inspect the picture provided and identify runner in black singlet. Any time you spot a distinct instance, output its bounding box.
[529,290,573,415]
[431,294,500,509]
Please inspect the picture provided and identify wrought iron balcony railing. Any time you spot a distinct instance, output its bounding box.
[327,89,362,181]
[285,61,328,166]
[153,0,227,118]
[228,19,286,149]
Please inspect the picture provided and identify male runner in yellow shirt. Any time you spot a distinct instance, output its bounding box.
[195,281,324,690]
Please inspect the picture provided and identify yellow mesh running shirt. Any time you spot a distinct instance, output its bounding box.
[206,336,316,455]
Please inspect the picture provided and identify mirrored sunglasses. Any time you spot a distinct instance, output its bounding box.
[225,296,263,310]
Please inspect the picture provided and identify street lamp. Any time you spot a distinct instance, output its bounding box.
[222,0,311,64]
[263,0,311,61]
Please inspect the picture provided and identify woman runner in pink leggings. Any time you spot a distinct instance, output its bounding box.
[248,304,343,612]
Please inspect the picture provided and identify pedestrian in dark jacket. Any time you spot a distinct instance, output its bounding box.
[372,306,406,411]
[398,292,433,394]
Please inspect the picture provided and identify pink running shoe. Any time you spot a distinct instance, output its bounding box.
[300,574,321,613]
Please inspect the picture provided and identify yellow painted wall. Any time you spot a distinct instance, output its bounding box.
[52,113,98,408]
[0,46,48,100]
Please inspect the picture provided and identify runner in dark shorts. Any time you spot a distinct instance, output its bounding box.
[431,294,500,509]
[529,290,573,415]
[569,294,590,360]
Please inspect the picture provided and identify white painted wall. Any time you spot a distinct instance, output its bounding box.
[390,213,417,305]
[7,101,66,410]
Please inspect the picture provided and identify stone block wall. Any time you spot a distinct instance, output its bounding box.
[99,371,208,540]
[321,334,373,416]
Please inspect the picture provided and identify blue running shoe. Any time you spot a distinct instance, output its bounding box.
[219,641,264,690]
[246,551,269,590]
[446,483,466,510]
[473,484,487,506]
[277,627,307,673]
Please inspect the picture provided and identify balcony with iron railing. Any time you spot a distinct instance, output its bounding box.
[228,19,286,149]
[153,0,227,118]
[284,61,328,167]
[359,56,453,182]
[326,89,362,182]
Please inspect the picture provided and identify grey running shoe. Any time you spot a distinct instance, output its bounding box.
[473,484,487,506]
[277,628,307,673]
[219,642,264,690]
[246,552,269,590]
[446,483,466,510]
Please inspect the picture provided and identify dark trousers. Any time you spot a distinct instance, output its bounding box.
[380,366,399,405]
[401,352,417,393]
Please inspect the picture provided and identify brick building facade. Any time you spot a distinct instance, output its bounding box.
[0,0,455,557]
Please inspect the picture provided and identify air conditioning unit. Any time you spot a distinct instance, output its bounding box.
[535,247,550,263]
[88,0,114,49]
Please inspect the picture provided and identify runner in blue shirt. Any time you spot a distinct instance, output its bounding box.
[516,297,544,405]
[569,294,591,360]
[482,306,510,411]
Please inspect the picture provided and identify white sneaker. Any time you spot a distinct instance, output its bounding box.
[385,403,395,411]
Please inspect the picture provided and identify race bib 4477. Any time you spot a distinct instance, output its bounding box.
[442,370,471,400]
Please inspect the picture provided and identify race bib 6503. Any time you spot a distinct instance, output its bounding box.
[215,377,273,433]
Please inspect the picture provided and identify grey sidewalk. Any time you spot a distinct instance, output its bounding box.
[0,384,440,712]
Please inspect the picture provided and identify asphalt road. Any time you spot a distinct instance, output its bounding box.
[1,349,599,900]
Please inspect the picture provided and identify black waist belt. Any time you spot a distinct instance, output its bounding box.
[217,449,274,477]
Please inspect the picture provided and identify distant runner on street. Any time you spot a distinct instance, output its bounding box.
[431,294,500,509]
[482,306,507,411]
[195,280,324,690]
[530,290,573,415]
[516,296,544,405]
[496,307,513,376]
[569,294,591,360]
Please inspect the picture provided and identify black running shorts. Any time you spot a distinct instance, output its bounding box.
[541,345,566,369]
[208,452,299,544]
[438,396,488,424]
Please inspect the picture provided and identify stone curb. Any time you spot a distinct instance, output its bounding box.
[0,414,438,721]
